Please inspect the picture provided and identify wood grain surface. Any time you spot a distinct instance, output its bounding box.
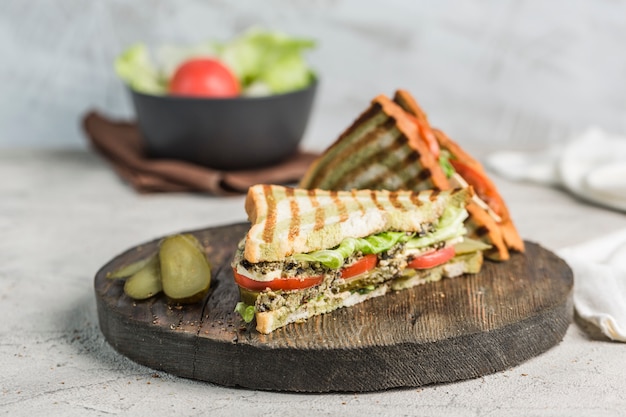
[95,222,573,392]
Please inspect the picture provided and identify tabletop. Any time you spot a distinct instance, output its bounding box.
[1,148,625,416]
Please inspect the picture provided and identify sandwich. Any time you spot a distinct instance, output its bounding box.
[299,90,524,261]
[232,184,489,334]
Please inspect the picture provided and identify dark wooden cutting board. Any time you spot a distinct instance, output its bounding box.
[95,222,573,392]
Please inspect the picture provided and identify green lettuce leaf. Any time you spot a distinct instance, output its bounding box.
[114,43,167,95]
[291,204,469,270]
[292,232,411,269]
[405,204,468,249]
[438,150,455,179]
[219,28,315,93]
[292,250,345,269]
[234,302,255,323]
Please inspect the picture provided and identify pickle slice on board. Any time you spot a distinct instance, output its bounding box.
[123,254,162,300]
[159,234,212,303]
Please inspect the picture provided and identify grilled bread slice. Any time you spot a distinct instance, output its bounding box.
[244,184,469,263]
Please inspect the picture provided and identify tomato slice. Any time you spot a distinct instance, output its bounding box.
[408,114,440,158]
[340,254,378,279]
[232,268,323,292]
[416,118,440,158]
[449,159,504,217]
[408,246,455,269]
[169,58,240,98]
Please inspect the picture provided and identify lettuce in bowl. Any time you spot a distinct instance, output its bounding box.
[115,28,316,97]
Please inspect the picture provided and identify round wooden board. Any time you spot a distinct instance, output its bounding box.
[95,222,573,393]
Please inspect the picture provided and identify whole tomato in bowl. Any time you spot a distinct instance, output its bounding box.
[168,58,241,98]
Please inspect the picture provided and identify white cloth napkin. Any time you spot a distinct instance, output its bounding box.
[486,127,626,342]
[558,230,626,342]
[486,127,626,212]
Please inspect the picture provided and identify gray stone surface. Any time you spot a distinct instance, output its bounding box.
[1,149,625,416]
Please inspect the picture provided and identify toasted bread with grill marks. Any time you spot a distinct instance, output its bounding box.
[243,184,472,263]
[299,95,449,192]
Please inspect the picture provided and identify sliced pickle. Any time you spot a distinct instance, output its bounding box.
[454,238,492,255]
[123,254,162,300]
[337,274,383,293]
[159,234,211,303]
[108,253,157,279]
[390,268,442,291]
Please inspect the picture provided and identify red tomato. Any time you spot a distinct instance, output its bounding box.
[416,119,440,158]
[449,159,504,217]
[407,114,440,158]
[408,246,455,269]
[232,269,323,292]
[340,254,378,279]
[168,58,240,98]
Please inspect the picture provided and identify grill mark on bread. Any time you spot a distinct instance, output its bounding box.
[335,130,408,190]
[262,184,277,243]
[309,189,326,231]
[370,190,386,211]
[451,188,466,197]
[409,191,424,207]
[302,106,385,188]
[351,189,366,215]
[313,110,396,189]
[405,154,433,190]
[474,225,489,237]
[388,191,405,210]
[330,190,349,222]
[429,189,441,201]
[398,152,437,191]
[403,167,437,192]
[354,135,408,188]
[417,168,432,183]
[359,137,427,190]
[286,187,300,242]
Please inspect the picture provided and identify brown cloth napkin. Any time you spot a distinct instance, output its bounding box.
[82,111,319,195]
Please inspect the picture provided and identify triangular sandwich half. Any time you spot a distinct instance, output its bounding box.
[232,184,488,334]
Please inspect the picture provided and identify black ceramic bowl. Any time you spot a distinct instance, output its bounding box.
[130,79,317,171]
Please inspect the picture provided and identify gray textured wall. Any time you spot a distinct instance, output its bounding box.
[1,0,625,152]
